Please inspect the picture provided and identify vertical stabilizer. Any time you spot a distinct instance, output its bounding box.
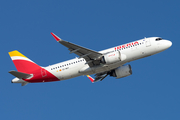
[9,50,41,73]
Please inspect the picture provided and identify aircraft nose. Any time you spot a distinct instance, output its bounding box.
[165,40,172,48]
[158,40,172,51]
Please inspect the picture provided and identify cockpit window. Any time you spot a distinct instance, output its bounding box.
[156,38,163,41]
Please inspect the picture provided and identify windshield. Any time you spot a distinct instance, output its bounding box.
[156,38,163,41]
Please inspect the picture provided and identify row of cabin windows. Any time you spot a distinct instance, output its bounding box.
[51,42,144,70]
[116,42,144,51]
[51,59,85,70]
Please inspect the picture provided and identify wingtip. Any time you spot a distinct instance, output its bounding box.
[51,32,61,41]
[87,75,94,83]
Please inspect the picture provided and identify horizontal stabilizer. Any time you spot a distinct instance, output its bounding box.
[9,71,32,79]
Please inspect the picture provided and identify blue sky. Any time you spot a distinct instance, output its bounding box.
[1,0,180,119]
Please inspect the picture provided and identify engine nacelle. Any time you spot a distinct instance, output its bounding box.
[110,65,132,79]
[101,51,126,64]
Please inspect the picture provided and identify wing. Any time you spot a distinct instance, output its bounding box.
[51,33,103,67]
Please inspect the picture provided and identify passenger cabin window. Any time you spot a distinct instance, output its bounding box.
[156,38,163,41]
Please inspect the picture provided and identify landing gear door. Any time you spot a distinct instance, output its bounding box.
[145,38,151,47]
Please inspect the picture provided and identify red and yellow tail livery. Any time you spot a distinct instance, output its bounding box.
[9,50,59,86]
[9,50,41,73]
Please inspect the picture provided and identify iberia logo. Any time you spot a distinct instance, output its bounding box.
[115,41,139,50]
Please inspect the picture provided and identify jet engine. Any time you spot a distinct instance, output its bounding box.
[109,65,132,79]
[101,51,126,64]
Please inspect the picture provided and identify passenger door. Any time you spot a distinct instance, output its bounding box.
[145,39,151,47]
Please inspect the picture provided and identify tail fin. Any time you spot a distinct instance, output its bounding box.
[8,50,41,73]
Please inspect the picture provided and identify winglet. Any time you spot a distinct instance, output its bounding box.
[51,32,61,41]
[87,75,94,83]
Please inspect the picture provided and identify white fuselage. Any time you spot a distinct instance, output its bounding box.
[44,37,172,81]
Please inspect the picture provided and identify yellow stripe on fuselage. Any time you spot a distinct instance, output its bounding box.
[8,50,27,58]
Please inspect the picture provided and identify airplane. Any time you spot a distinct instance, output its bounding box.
[8,33,172,86]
